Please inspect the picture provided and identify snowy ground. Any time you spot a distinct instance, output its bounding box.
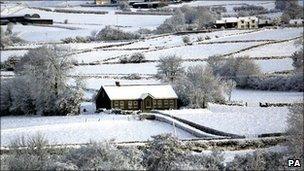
[235,39,301,57]
[210,28,302,42]
[0,114,195,146]
[1,0,303,146]
[231,89,303,105]
[161,103,290,137]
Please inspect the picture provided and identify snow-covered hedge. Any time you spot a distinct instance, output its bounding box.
[96,26,140,41]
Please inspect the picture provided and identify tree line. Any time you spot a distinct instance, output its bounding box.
[0,46,84,116]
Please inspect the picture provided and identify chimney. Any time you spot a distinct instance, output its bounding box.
[115,81,120,86]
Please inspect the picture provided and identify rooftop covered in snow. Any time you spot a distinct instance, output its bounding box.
[101,84,178,100]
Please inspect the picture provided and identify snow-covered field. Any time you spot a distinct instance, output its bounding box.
[231,89,303,105]
[144,42,264,60]
[71,61,205,76]
[255,58,294,73]
[0,114,195,146]
[72,49,144,63]
[210,28,302,42]
[1,0,303,147]
[235,39,301,57]
[162,104,290,137]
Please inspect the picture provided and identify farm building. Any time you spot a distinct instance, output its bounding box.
[95,82,178,111]
[215,16,258,29]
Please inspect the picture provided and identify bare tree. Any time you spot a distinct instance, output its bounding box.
[174,65,226,108]
[1,45,84,116]
[223,79,236,101]
[156,55,184,83]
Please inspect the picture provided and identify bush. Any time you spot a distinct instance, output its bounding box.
[226,150,285,170]
[61,36,91,43]
[121,73,142,80]
[207,56,261,88]
[291,48,303,72]
[7,134,56,170]
[247,73,303,91]
[63,142,144,170]
[0,26,24,48]
[129,52,145,63]
[178,150,224,170]
[143,134,187,170]
[233,5,267,12]
[182,36,191,44]
[156,6,218,34]
[96,26,140,41]
[137,28,153,35]
[211,6,227,13]
[118,1,131,12]
[119,53,145,63]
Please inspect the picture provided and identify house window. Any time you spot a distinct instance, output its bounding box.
[157,100,162,108]
[128,101,132,109]
[114,101,119,107]
[153,100,157,107]
[241,25,244,29]
[241,20,244,24]
[120,101,124,109]
[169,100,175,109]
[164,100,169,108]
[133,101,138,108]
[252,20,255,23]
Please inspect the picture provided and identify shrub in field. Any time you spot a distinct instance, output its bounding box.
[247,73,303,91]
[156,6,218,33]
[182,36,191,44]
[119,53,145,64]
[143,134,187,170]
[291,48,303,72]
[178,150,224,170]
[7,134,56,170]
[129,52,145,63]
[226,151,285,170]
[61,36,91,43]
[207,56,261,88]
[118,1,131,11]
[137,28,153,35]
[96,26,140,41]
[121,73,142,80]
[63,141,144,170]
[0,26,24,48]
[205,35,211,40]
